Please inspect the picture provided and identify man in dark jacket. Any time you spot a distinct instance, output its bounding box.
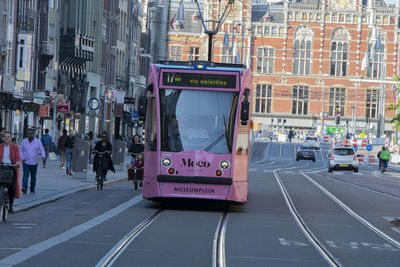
[57,130,68,169]
[93,133,115,181]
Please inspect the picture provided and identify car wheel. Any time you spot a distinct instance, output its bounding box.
[354,168,358,173]
[328,168,333,172]
[296,158,299,161]
[312,159,315,162]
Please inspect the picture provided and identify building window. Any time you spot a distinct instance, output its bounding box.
[170,46,181,61]
[222,46,230,63]
[330,41,348,76]
[328,87,346,116]
[257,47,274,73]
[367,43,385,78]
[255,84,272,114]
[189,47,200,61]
[17,38,26,70]
[366,89,378,119]
[292,85,309,115]
[293,39,311,75]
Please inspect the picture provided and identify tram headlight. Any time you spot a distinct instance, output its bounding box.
[162,158,171,167]
[219,160,230,169]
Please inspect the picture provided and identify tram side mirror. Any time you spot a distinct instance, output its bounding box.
[138,96,147,121]
[240,89,250,125]
[240,100,249,125]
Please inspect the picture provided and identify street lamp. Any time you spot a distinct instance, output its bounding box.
[178,0,235,61]
[224,21,243,64]
[317,79,325,132]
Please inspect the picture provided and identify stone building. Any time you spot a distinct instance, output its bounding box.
[163,0,400,138]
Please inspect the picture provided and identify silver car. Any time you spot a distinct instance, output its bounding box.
[328,147,359,173]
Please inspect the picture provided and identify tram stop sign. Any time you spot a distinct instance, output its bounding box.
[366,144,373,152]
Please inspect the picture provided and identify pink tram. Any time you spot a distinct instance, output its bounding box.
[139,61,252,203]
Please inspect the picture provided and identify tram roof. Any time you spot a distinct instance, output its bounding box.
[155,61,248,72]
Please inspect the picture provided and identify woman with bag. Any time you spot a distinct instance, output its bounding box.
[0,132,22,213]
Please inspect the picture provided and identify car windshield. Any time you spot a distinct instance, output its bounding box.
[306,137,317,141]
[333,148,354,156]
[299,147,312,150]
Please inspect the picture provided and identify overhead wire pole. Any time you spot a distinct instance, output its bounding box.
[191,0,234,61]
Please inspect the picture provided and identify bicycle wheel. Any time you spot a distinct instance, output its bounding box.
[0,188,8,221]
[100,175,105,190]
[133,170,138,190]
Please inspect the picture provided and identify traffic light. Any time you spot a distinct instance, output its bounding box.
[335,115,341,125]
[250,120,254,130]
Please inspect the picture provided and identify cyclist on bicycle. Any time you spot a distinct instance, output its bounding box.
[93,132,115,181]
[128,135,144,163]
[0,132,21,213]
[377,146,390,172]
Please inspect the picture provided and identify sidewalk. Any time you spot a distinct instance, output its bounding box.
[13,157,130,212]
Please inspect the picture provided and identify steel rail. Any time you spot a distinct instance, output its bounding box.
[301,171,400,249]
[96,209,163,267]
[273,169,342,267]
[213,211,229,267]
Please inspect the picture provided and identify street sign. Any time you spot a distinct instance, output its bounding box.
[366,144,373,151]
[131,111,139,121]
[88,97,100,110]
[360,133,366,138]
[353,146,358,152]
[57,101,70,113]
[39,106,50,117]
[322,130,327,135]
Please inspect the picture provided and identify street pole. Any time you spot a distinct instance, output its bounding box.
[231,20,235,63]
[355,81,359,135]
[377,50,385,137]
[241,15,245,64]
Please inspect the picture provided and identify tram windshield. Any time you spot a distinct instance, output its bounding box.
[159,89,238,154]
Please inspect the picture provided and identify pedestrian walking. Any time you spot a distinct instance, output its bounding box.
[288,128,294,143]
[0,127,5,144]
[64,133,75,176]
[88,132,97,164]
[20,129,46,193]
[57,129,68,169]
[0,132,22,213]
[40,129,53,168]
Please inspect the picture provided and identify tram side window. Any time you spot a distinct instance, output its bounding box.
[235,89,250,155]
[146,96,157,151]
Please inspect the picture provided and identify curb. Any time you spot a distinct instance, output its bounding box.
[14,176,128,213]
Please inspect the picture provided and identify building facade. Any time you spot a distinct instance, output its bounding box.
[163,0,400,138]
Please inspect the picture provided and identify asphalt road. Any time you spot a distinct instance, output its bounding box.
[1,141,400,266]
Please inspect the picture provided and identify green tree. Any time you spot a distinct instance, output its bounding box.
[387,75,400,131]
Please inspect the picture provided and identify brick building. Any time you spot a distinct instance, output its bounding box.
[165,0,400,137]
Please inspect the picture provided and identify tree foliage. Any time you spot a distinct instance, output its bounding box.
[387,75,400,130]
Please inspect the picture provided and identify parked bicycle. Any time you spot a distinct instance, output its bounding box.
[128,152,144,190]
[0,163,17,221]
[93,151,110,190]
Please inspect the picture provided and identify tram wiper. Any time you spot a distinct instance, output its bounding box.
[204,114,229,152]
[203,133,225,152]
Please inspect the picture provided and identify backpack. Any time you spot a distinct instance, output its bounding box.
[381,150,390,161]
[65,136,74,149]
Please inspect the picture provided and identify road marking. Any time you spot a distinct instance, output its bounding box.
[11,223,37,226]
[326,240,398,251]
[0,195,143,266]
[278,238,309,247]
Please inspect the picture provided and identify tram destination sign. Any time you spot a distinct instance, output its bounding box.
[161,71,238,90]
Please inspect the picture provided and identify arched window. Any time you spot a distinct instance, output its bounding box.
[367,31,385,79]
[330,28,350,77]
[293,26,312,75]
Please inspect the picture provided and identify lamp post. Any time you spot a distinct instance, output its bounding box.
[317,80,325,132]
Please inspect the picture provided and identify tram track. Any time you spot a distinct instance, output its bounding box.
[96,208,163,267]
[273,169,341,267]
[301,171,400,248]
[213,210,229,267]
